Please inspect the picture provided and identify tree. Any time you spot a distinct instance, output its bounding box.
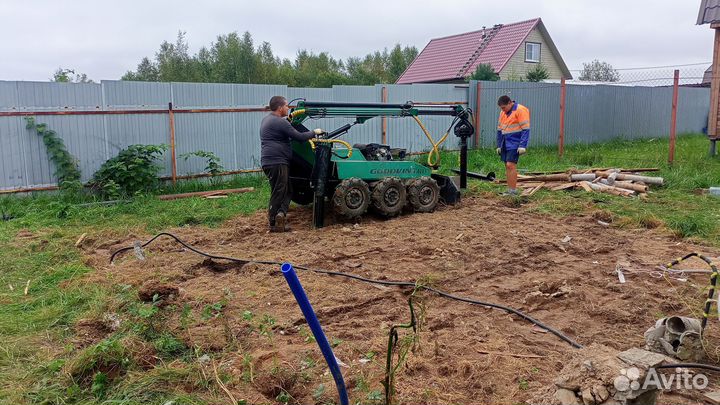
[121,30,419,87]
[52,68,93,83]
[467,63,499,81]
[579,59,620,82]
[525,64,549,82]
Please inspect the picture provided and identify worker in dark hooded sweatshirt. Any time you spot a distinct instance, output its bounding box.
[260,96,323,232]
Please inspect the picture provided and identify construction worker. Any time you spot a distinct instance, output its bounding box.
[260,96,323,232]
[496,95,530,196]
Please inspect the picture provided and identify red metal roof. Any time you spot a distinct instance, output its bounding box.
[396,18,540,84]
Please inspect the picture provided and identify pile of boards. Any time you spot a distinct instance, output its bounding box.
[514,168,663,198]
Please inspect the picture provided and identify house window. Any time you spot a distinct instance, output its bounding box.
[525,42,541,63]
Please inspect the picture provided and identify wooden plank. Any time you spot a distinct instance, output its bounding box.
[551,183,578,191]
[158,187,254,201]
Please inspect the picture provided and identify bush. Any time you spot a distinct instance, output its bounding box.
[91,144,167,198]
[180,150,225,177]
[526,64,549,82]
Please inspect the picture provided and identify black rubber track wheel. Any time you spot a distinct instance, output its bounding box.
[407,176,440,212]
[332,178,371,219]
[370,177,406,217]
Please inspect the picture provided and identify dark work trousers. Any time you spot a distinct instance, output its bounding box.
[263,164,292,226]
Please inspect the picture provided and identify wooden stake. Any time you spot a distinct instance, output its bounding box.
[169,102,177,184]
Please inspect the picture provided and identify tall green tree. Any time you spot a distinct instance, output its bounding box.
[121,31,419,87]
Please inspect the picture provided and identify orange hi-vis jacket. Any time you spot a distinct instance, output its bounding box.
[496,102,530,150]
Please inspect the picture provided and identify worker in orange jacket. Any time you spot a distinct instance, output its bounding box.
[496,95,530,195]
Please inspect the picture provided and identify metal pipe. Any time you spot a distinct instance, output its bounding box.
[302,101,411,109]
[281,263,349,405]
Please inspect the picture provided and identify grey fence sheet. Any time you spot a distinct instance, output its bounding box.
[0,79,710,191]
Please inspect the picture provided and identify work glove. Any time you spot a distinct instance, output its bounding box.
[518,147,527,155]
[496,147,501,155]
[313,128,325,136]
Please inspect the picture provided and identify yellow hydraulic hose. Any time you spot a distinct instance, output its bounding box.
[309,138,353,159]
[412,115,449,169]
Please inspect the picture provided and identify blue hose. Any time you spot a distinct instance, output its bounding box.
[281,262,349,405]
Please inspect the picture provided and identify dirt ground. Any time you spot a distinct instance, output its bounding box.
[80,196,720,404]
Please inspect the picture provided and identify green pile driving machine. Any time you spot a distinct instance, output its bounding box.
[287,100,474,228]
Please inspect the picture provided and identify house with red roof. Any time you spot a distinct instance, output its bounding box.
[396,18,572,84]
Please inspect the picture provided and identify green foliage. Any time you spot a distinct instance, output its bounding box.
[25,117,82,193]
[579,59,620,82]
[90,144,168,198]
[52,67,93,83]
[122,31,419,87]
[525,64,549,82]
[467,63,499,81]
[180,150,225,177]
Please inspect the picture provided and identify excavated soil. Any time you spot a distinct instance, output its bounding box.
[80,196,720,404]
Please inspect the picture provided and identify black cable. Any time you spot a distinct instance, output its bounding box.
[655,363,720,373]
[110,232,584,349]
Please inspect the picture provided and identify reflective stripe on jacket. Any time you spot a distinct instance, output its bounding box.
[496,102,530,150]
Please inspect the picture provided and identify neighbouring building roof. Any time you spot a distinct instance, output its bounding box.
[396,18,571,84]
[698,0,720,24]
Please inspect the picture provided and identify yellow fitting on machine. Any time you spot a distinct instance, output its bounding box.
[412,115,449,169]
[289,109,306,119]
[308,138,353,159]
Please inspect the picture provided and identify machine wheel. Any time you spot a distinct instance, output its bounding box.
[407,176,440,212]
[332,178,370,219]
[371,177,406,217]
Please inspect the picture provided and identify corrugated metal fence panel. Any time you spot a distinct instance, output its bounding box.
[0,116,26,190]
[677,87,711,134]
[235,84,287,169]
[565,85,677,144]
[0,82,25,190]
[476,80,561,147]
[383,84,469,152]
[101,80,170,109]
[330,85,382,146]
[173,83,235,174]
[13,82,106,185]
[101,80,173,176]
[17,81,102,111]
[0,81,19,112]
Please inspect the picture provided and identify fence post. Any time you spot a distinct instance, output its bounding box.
[381,86,388,144]
[558,78,566,157]
[474,81,481,148]
[668,70,679,164]
[168,102,177,184]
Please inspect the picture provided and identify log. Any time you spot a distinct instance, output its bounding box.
[158,187,255,201]
[524,167,659,175]
[570,173,597,181]
[586,182,635,196]
[596,171,664,186]
[598,179,648,193]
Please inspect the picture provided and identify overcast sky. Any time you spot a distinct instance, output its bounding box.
[0,0,714,82]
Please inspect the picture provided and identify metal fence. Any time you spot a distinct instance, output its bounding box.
[0,78,710,192]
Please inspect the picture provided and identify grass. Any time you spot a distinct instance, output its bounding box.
[436,133,720,244]
[0,133,718,403]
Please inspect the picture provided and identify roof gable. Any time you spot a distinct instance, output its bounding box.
[698,0,720,25]
[396,18,570,84]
